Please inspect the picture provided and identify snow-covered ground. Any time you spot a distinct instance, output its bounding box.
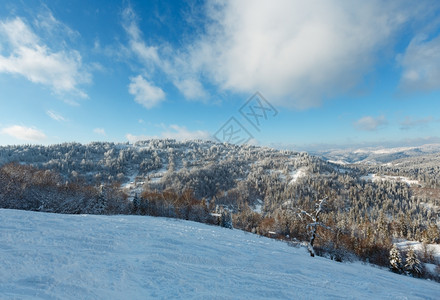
[313,143,440,165]
[253,198,264,214]
[361,173,420,186]
[289,168,307,184]
[121,171,144,201]
[395,240,440,261]
[328,159,348,165]
[1,209,439,299]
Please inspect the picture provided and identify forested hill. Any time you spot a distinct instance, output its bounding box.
[0,139,329,188]
[0,140,439,275]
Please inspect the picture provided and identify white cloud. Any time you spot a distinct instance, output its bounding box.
[34,8,80,43]
[1,125,47,141]
[126,133,157,143]
[400,116,433,130]
[191,0,416,109]
[173,78,207,100]
[122,1,434,108]
[126,124,211,143]
[128,75,165,109]
[121,6,207,101]
[93,128,106,136]
[46,110,66,122]
[0,17,90,98]
[399,34,440,91]
[354,115,388,131]
[121,6,160,68]
[162,125,211,140]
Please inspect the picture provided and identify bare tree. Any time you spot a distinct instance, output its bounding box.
[297,197,329,257]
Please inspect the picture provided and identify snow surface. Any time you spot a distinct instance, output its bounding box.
[328,160,348,165]
[314,143,440,165]
[122,172,138,189]
[395,240,440,261]
[253,199,263,214]
[289,168,307,184]
[122,172,144,201]
[361,173,420,186]
[1,209,439,299]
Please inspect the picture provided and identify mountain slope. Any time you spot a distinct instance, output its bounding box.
[313,143,440,164]
[0,209,439,299]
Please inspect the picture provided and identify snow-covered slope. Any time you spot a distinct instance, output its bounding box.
[314,143,440,164]
[1,209,439,299]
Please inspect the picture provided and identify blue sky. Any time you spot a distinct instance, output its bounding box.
[1,0,440,150]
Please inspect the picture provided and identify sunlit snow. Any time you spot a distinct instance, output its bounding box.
[1,209,439,299]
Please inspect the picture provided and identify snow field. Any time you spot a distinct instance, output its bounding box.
[1,209,439,299]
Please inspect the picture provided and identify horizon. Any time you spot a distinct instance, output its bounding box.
[1,137,440,155]
[1,1,440,149]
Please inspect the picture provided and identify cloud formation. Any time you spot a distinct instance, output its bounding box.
[126,124,211,143]
[46,110,66,122]
[161,124,211,140]
[121,6,160,68]
[354,115,388,131]
[121,1,440,109]
[93,128,106,136]
[121,6,207,103]
[173,78,207,100]
[399,34,440,91]
[0,17,90,98]
[400,116,433,130]
[1,125,46,141]
[128,75,165,109]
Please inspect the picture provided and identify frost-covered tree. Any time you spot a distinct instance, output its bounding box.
[297,197,329,257]
[405,248,422,277]
[93,185,107,214]
[389,245,403,274]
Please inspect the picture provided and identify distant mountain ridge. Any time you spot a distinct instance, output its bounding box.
[312,143,440,165]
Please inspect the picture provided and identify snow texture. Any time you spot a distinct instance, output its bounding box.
[253,198,263,214]
[361,173,420,186]
[289,168,307,184]
[1,209,439,299]
[395,240,440,261]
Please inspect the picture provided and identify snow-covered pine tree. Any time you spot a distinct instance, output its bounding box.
[93,185,107,214]
[389,245,403,274]
[405,248,422,277]
[132,193,140,214]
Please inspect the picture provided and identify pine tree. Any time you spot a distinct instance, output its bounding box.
[94,186,107,214]
[399,214,408,238]
[389,245,403,274]
[132,193,140,214]
[405,248,422,277]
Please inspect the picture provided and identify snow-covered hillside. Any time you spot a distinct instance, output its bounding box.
[314,143,440,164]
[1,209,439,299]
[361,173,421,186]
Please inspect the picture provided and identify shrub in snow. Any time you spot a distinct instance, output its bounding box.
[221,209,233,229]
